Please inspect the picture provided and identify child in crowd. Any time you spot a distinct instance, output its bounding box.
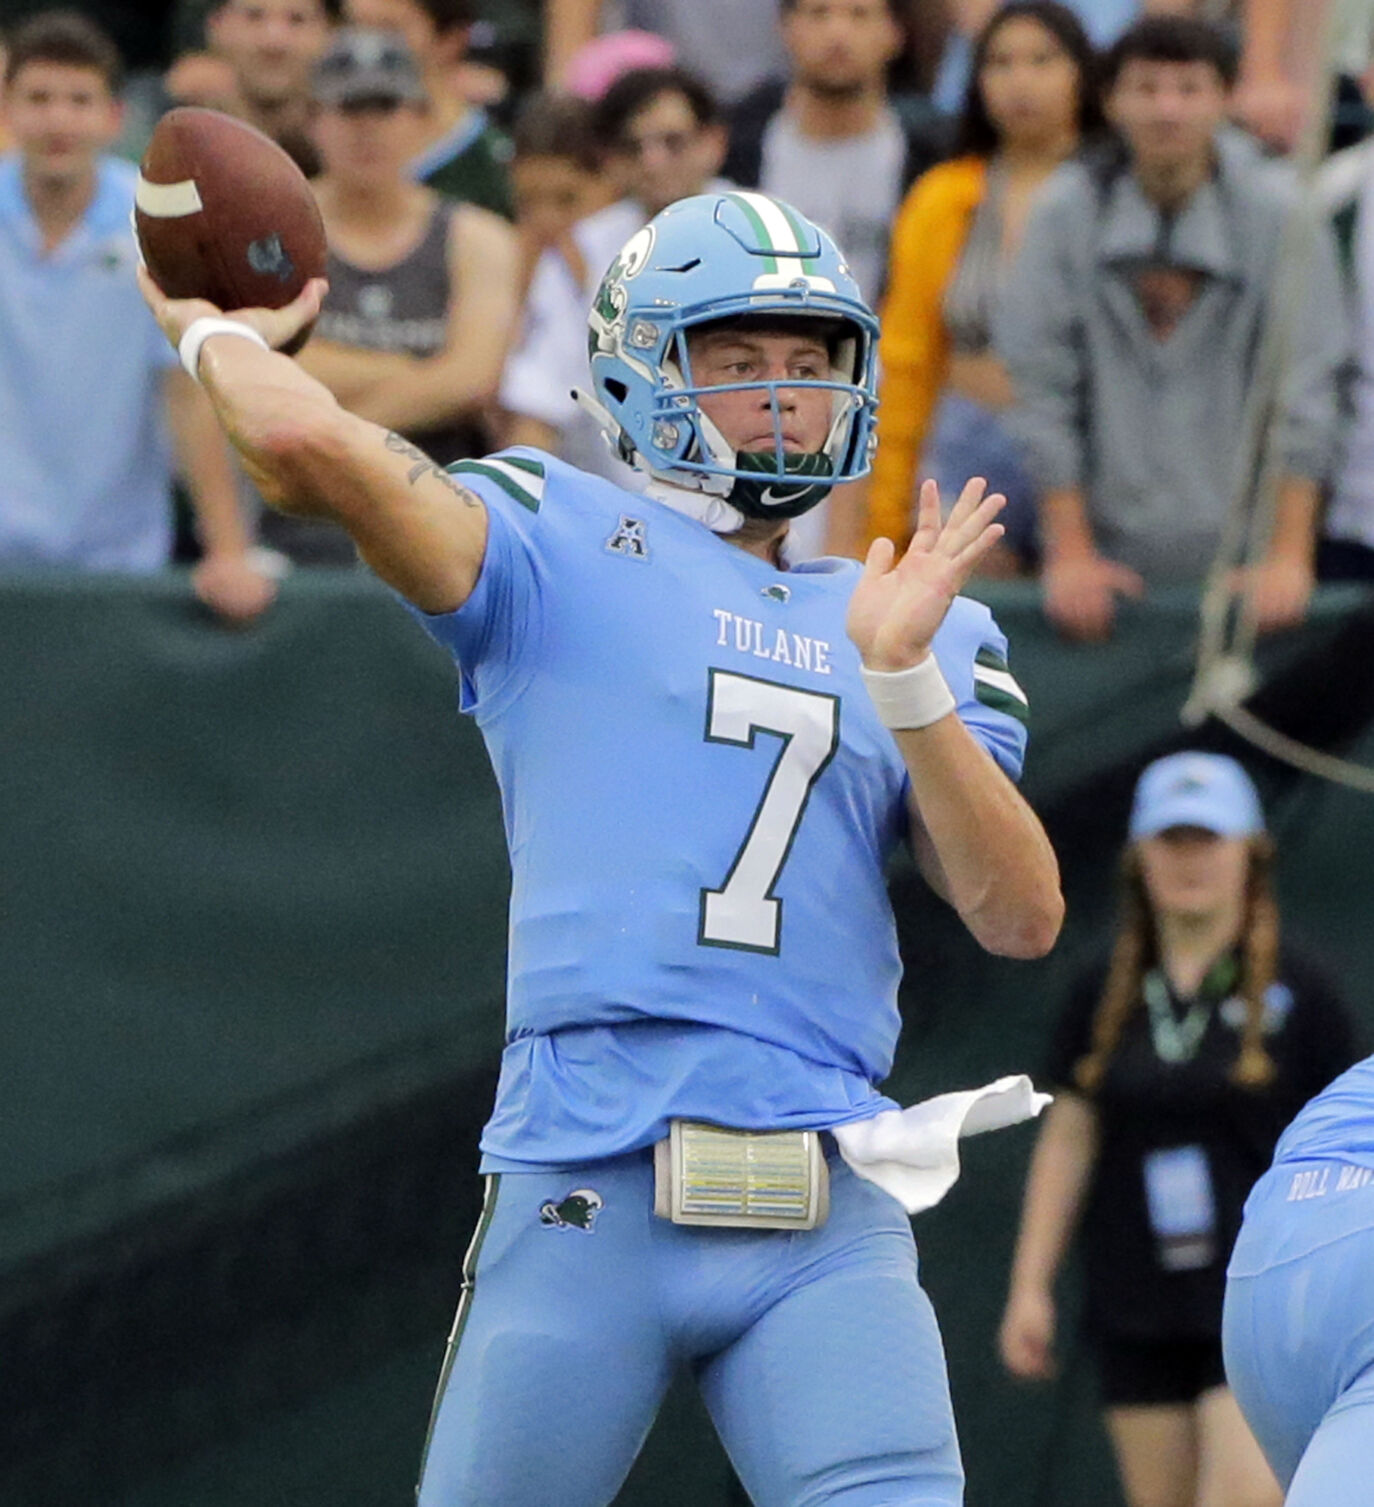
[508,90,613,302]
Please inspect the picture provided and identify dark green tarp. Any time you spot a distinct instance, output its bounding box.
[3,570,1372,1506]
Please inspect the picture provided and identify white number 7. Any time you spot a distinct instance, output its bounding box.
[699,670,840,954]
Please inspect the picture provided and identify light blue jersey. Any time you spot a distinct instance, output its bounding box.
[1225,1055,1374,1501]
[1273,1054,1374,1168]
[416,452,1028,1168]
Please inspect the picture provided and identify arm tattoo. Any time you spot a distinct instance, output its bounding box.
[384,431,482,508]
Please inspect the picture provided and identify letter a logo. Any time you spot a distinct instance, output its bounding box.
[605,515,649,560]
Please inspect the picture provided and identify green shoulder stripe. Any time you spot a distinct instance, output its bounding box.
[972,644,1029,726]
[497,454,546,479]
[447,458,545,514]
[974,682,1030,726]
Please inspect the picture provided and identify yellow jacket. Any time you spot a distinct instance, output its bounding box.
[866,156,988,549]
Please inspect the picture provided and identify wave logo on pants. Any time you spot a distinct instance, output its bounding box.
[539,1188,604,1231]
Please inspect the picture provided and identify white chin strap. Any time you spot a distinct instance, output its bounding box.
[574,385,748,533]
[642,477,748,534]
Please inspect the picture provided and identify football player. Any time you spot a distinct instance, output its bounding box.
[139,190,1063,1507]
[1224,1053,1374,1507]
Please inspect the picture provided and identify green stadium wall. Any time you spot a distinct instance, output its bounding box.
[2,571,1372,1507]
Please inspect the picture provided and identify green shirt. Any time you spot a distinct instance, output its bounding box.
[412,109,514,220]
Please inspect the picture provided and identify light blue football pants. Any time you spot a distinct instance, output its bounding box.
[1223,1158,1374,1505]
[416,1146,964,1507]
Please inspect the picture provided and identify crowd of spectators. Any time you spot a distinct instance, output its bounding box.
[4,0,1374,632]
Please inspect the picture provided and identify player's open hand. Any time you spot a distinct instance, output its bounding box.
[847,477,1005,671]
[137,264,327,354]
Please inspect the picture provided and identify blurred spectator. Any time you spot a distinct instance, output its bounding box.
[162,46,239,113]
[498,66,728,483]
[1315,96,1374,581]
[844,1,1100,571]
[289,25,517,558]
[508,90,613,299]
[723,0,948,307]
[939,0,1364,152]
[544,0,788,109]
[204,0,338,175]
[998,16,1346,642]
[0,10,272,621]
[999,752,1359,1507]
[342,0,513,216]
[931,0,1140,113]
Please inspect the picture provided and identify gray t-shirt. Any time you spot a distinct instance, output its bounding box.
[756,107,906,305]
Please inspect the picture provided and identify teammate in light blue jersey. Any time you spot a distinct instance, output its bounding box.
[1224,1055,1374,1506]
[139,189,1063,1506]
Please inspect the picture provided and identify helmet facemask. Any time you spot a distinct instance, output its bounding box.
[658,314,873,521]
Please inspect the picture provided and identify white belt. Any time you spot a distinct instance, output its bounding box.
[653,1121,829,1230]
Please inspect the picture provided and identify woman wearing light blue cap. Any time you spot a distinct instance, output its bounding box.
[999,753,1360,1507]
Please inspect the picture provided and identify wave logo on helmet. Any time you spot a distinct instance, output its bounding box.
[539,1187,605,1231]
[589,225,655,362]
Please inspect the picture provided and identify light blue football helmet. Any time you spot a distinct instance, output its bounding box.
[584,191,879,520]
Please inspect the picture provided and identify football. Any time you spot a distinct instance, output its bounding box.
[135,107,327,353]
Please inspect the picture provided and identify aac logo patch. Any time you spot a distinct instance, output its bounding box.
[539,1188,604,1231]
[605,516,649,560]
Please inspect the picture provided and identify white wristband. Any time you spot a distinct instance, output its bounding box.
[860,656,956,730]
[179,317,269,381]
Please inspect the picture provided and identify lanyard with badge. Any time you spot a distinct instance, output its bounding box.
[1138,956,1238,1270]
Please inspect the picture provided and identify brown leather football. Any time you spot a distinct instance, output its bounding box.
[135,107,327,354]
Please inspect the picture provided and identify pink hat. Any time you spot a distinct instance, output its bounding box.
[563,29,677,101]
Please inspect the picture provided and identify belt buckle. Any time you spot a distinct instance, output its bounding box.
[653,1120,829,1231]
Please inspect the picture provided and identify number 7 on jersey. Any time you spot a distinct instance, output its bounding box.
[699,669,840,954]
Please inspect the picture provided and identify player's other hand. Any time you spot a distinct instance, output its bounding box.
[137,264,328,355]
[192,549,278,624]
[847,477,1005,671]
[1042,549,1145,643]
[998,1285,1057,1382]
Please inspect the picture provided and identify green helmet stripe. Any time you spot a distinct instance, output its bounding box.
[776,199,821,273]
[727,193,779,273]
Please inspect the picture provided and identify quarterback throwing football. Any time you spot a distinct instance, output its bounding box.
[142,191,1063,1507]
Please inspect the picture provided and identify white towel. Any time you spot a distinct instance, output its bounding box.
[832,1075,1052,1214]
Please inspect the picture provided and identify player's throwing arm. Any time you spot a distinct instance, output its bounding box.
[138,266,490,616]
